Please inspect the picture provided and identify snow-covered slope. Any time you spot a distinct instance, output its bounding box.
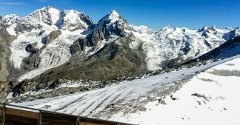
[26,6,61,26]
[3,14,21,25]
[60,9,93,31]
[14,54,240,117]
[111,56,240,125]
[17,31,84,81]
[97,10,128,29]
[15,56,240,125]
[4,6,94,81]
[129,25,240,70]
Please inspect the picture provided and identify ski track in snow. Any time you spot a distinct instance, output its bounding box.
[15,55,240,119]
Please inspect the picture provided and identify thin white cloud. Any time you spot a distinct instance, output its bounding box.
[0,2,25,6]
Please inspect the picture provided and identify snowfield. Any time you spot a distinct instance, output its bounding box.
[14,56,240,125]
[129,25,239,71]
[111,57,240,125]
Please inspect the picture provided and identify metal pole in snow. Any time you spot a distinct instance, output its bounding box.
[38,110,42,125]
[2,103,5,125]
[76,116,80,125]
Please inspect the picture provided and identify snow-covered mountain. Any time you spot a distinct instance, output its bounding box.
[1,7,94,81]
[25,6,93,30]
[0,6,239,104]
[25,6,61,26]
[1,6,240,125]
[130,25,239,70]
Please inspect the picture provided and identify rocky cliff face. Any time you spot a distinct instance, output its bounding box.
[0,19,14,82]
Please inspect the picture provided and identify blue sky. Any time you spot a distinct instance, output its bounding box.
[0,0,239,29]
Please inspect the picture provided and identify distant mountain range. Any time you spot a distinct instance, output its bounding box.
[0,6,239,100]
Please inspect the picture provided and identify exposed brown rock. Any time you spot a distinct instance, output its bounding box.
[45,30,61,44]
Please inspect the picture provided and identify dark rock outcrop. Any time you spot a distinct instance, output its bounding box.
[32,35,147,85]
[21,53,41,71]
[44,30,61,44]
[14,23,42,33]
[70,11,129,55]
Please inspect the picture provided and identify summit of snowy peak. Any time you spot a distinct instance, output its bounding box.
[98,10,125,26]
[235,27,240,32]
[130,24,152,34]
[3,14,21,24]
[60,9,93,31]
[160,26,174,31]
[201,25,218,31]
[109,10,120,18]
[26,6,61,25]
[228,27,240,37]
[107,10,121,23]
[37,6,61,14]
[202,25,209,30]
[3,14,19,20]
[63,9,82,15]
[41,6,56,10]
[211,25,216,30]
[235,28,240,36]
[95,10,130,34]
[94,10,130,36]
[197,25,237,40]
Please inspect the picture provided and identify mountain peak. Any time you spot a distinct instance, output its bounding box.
[35,6,60,14]
[3,14,18,18]
[60,9,93,31]
[97,10,123,26]
[2,14,20,25]
[26,6,61,25]
[42,6,55,9]
[109,10,120,17]
[3,14,20,20]
[202,26,209,30]
[201,25,217,31]
[64,9,82,14]
[107,10,120,21]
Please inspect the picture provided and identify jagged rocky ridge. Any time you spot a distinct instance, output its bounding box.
[0,6,239,99]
